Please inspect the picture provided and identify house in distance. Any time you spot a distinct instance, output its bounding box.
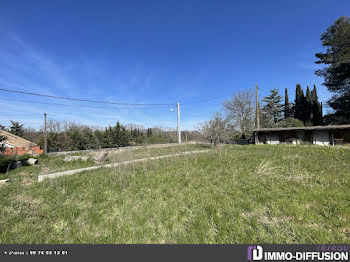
[253,125,350,146]
[0,130,43,155]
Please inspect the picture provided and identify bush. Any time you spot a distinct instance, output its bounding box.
[0,154,32,173]
[277,117,305,127]
[146,136,172,144]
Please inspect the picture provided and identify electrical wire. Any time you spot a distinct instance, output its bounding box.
[0,97,173,110]
[0,88,174,106]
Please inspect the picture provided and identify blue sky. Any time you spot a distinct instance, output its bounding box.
[0,0,349,130]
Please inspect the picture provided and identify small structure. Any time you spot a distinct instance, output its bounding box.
[0,130,43,155]
[253,125,350,146]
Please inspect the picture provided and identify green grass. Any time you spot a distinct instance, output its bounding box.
[0,144,209,180]
[0,144,349,243]
[105,143,209,163]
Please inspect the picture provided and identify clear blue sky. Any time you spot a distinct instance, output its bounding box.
[0,0,349,130]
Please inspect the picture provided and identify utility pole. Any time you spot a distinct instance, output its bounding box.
[255,84,260,145]
[177,102,181,144]
[255,84,260,129]
[44,113,47,155]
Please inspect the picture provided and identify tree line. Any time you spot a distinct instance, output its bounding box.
[0,120,201,153]
[261,16,350,127]
[260,84,323,128]
[201,16,349,145]
[1,16,348,149]
[200,84,322,145]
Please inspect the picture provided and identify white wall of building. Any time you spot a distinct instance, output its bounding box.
[266,134,280,144]
[0,143,15,148]
[313,130,330,146]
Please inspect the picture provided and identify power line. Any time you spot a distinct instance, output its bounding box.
[0,97,173,110]
[0,88,174,106]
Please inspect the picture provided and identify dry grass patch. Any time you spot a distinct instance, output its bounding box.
[256,158,282,176]
[241,208,292,226]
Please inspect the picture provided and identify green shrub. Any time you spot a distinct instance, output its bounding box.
[146,136,172,144]
[0,154,32,173]
[277,117,305,127]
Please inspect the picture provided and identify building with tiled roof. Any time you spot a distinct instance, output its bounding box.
[0,130,43,156]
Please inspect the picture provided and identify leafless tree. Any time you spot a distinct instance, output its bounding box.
[199,112,228,146]
[223,90,255,137]
[125,123,145,131]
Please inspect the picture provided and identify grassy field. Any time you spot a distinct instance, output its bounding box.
[0,143,209,180]
[0,144,349,243]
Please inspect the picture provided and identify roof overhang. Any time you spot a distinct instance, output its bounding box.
[254,124,350,133]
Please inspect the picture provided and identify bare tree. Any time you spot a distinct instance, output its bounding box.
[125,123,145,131]
[199,112,228,146]
[223,90,255,138]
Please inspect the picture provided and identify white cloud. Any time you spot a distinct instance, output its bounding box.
[0,35,202,130]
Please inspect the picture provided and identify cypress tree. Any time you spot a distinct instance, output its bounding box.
[304,86,312,124]
[306,86,311,99]
[284,88,291,118]
[294,84,306,122]
[311,84,318,101]
[311,85,323,125]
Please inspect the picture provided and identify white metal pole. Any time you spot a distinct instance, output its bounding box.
[256,84,260,129]
[44,113,47,155]
[177,102,181,144]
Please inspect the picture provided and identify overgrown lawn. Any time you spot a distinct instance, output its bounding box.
[0,145,349,243]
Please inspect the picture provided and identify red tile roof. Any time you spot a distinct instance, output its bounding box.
[0,130,37,147]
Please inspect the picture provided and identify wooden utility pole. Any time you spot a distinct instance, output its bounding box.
[44,113,47,155]
[255,84,260,129]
